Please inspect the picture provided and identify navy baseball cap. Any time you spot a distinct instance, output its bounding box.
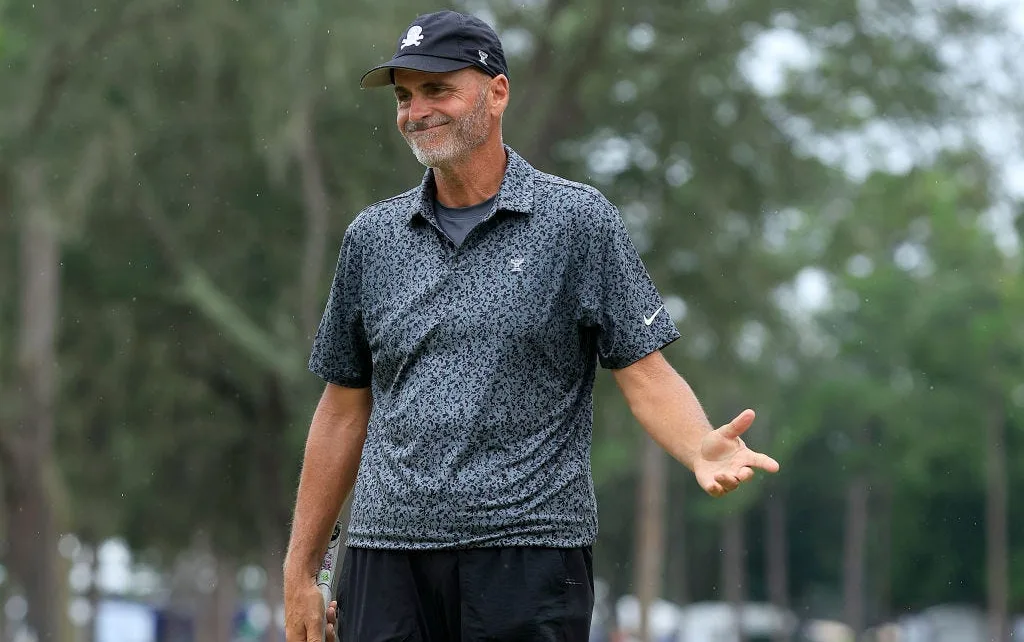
[360,10,510,89]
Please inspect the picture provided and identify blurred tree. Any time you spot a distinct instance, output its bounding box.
[482,0,1002,626]
[2,165,64,642]
[0,0,1020,640]
[802,151,1020,637]
[0,1,121,637]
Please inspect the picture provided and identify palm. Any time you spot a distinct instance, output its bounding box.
[694,409,780,497]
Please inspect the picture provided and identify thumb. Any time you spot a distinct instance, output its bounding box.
[718,409,755,440]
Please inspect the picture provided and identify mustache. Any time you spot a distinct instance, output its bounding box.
[404,116,452,133]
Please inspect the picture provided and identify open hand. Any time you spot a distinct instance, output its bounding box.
[694,409,780,497]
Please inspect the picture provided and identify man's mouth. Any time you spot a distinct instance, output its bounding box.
[405,119,451,133]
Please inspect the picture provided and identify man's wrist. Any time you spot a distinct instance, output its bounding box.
[675,425,706,471]
[283,553,319,587]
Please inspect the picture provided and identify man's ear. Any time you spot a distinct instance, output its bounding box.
[489,75,510,115]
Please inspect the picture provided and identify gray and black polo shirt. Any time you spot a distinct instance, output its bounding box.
[309,146,679,550]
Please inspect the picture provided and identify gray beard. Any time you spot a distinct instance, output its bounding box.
[404,90,490,169]
[408,135,462,168]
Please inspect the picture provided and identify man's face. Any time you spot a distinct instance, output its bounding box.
[393,68,498,168]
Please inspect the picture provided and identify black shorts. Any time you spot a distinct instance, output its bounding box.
[337,545,595,641]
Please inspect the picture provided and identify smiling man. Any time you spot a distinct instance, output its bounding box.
[282,10,780,642]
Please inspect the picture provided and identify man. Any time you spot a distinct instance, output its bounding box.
[283,9,780,642]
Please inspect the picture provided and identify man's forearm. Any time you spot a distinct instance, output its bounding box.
[613,352,715,470]
[283,384,371,582]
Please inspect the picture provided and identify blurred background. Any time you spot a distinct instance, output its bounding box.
[1,0,1023,640]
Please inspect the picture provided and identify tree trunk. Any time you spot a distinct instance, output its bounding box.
[516,0,617,170]
[214,558,239,642]
[842,476,869,637]
[257,376,307,642]
[0,167,63,642]
[985,405,1008,642]
[765,489,790,642]
[0,573,8,642]
[85,540,101,642]
[722,512,747,642]
[194,549,218,642]
[295,99,331,338]
[191,545,238,642]
[262,544,286,642]
[667,480,689,606]
[875,484,893,623]
[633,437,666,642]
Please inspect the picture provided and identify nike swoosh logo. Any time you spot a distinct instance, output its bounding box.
[644,306,664,326]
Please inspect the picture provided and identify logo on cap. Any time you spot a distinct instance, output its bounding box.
[478,50,488,65]
[401,26,424,49]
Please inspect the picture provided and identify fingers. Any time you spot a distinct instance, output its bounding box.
[715,472,740,494]
[704,481,725,497]
[718,409,755,440]
[326,600,338,642]
[751,451,781,473]
[705,466,756,497]
[719,465,767,487]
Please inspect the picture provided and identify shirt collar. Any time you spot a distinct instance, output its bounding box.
[407,145,535,224]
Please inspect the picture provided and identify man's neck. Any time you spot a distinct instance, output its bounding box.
[433,142,507,208]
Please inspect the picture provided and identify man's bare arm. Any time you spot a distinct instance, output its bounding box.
[612,351,714,471]
[283,383,372,583]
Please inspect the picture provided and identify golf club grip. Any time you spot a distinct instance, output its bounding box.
[316,516,345,641]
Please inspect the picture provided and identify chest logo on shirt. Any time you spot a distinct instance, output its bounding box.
[509,257,525,273]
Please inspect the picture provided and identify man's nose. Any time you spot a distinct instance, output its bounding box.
[408,95,432,122]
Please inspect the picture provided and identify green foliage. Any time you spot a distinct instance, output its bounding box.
[0,0,1020,627]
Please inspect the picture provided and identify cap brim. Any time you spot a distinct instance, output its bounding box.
[360,55,475,88]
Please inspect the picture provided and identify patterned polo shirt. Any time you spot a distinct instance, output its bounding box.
[309,146,679,549]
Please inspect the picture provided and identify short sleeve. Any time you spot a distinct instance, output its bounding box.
[308,223,372,387]
[578,196,680,369]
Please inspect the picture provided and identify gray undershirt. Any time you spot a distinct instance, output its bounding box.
[434,195,496,246]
